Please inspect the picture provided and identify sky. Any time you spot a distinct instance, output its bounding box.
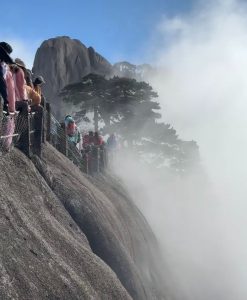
[1,0,195,66]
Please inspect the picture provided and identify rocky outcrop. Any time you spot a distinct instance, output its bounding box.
[32,36,112,117]
[0,144,167,299]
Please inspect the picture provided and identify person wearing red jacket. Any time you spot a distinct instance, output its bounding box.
[94,131,104,146]
[88,131,94,144]
[83,131,94,149]
[83,133,89,148]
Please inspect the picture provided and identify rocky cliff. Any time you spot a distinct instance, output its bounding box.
[0,143,168,299]
[32,36,112,117]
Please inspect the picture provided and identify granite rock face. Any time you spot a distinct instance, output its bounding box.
[0,144,168,299]
[32,37,156,118]
[40,143,167,300]
[32,36,112,117]
[0,148,130,300]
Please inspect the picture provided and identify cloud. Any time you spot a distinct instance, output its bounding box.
[114,1,247,299]
[150,0,247,181]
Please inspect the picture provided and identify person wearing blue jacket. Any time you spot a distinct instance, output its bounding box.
[64,115,81,147]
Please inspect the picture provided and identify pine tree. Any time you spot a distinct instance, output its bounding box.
[61,73,199,171]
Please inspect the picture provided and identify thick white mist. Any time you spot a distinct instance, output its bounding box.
[151,0,247,188]
[113,1,247,299]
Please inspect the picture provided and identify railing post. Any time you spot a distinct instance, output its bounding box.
[104,148,108,169]
[99,147,106,172]
[53,122,60,149]
[46,102,51,142]
[81,152,89,174]
[0,97,3,137]
[60,123,68,156]
[42,97,46,143]
[31,105,43,157]
[15,101,30,157]
[91,146,100,173]
[26,113,31,157]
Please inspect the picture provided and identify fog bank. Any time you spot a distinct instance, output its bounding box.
[113,1,247,299]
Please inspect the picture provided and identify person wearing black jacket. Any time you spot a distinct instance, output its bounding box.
[0,42,13,111]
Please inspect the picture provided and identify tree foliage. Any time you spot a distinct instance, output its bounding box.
[61,74,160,132]
[60,73,199,171]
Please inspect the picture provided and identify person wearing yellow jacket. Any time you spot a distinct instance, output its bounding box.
[33,76,45,95]
[25,84,41,106]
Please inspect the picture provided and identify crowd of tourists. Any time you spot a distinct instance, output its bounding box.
[0,41,44,153]
[0,42,45,115]
[0,41,118,159]
[64,114,118,154]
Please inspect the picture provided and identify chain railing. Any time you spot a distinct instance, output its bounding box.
[0,112,19,153]
[0,96,107,175]
[0,97,40,156]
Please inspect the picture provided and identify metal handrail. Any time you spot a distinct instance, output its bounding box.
[0,96,107,174]
[0,133,19,139]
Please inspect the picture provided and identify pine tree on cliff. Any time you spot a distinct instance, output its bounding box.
[61,73,161,137]
[60,73,108,131]
[106,76,161,144]
[61,73,199,171]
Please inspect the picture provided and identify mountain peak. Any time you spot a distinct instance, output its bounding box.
[33,36,112,116]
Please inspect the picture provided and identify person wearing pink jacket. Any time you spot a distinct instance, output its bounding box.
[11,59,29,114]
[0,61,16,152]
[11,61,27,101]
[4,64,15,113]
